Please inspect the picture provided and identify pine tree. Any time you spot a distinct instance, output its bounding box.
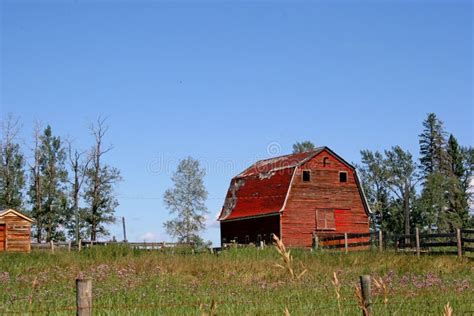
[292,141,316,153]
[419,113,448,177]
[163,157,208,244]
[83,118,121,241]
[39,125,68,241]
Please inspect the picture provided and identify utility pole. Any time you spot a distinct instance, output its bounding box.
[122,216,127,242]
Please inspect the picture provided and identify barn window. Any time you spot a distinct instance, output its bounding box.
[339,171,347,183]
[302,170,311,182]
[323,157,329,167]
[315,209,336,230]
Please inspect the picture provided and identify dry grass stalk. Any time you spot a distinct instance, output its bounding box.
[284,307,291,316]
[199,299,218,316]
[331,272,342,314]
[373,276,388,305]
[443,302,453,316]
[273,234,307,281]
[28,277,39,313]
[354,285,368,316]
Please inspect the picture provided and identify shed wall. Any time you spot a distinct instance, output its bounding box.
[0,213,31,253]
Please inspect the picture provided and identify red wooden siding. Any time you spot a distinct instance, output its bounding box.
[281,149,369,247]
[0,224,5,252]
[0,211,32,253]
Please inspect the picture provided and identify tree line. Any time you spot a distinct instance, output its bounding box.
[358,113,473,235]
[0,115,122,242]
[294,113,473,235]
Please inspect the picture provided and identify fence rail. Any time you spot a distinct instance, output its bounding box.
[316,228,473,258]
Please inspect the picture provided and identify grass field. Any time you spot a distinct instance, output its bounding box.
[0,246,473,315]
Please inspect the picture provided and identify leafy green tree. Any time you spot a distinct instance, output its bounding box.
[163,157,208,244]
[0,115,25,210]
[292,141,316,153]
[358,150,390,230]
[83,118,122,241]
[384,146,418,236]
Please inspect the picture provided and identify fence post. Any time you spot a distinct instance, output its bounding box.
[415,228,420,258]
[68,241,72,252]
[456,228,462,259]
[360,275,372,316]
[50,240,54,254]
[378,230,383,252]
[344,233,348,254]
[78,239,82,252]
[260,241,264,249]
[76,278,92,316]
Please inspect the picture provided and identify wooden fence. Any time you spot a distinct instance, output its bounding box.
[31,240,184,252]
[316,228,474,258]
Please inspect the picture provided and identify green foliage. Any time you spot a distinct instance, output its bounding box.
[359,147,417,234]
[83,118,122,241]
[28,125,69,242]
[164,157,208,244]
[292,141,316,153]
[0,117,25,210]
[418,113,449,177]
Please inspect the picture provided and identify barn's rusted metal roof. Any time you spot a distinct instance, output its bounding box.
[218,148,324,221]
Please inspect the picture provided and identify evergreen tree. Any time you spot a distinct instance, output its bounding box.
[447,135,465,178]
[0,115,25,210]
[83,118,121,241]
[419,113,448,177]
[39,125,68,241]
[163,157,208,244]
[292,141,316,153]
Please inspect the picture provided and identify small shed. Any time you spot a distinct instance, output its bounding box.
[0,209,33,253]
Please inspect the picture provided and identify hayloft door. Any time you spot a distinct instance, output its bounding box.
[315,209,335,231]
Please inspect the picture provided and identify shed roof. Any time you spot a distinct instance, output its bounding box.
[218,147,371,221]
[0,209,34,222]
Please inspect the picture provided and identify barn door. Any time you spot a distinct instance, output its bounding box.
[0,224,5,252]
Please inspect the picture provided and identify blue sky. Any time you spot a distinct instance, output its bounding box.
[1,0,472,245]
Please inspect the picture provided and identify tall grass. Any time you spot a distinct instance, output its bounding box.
[0,246,472,315]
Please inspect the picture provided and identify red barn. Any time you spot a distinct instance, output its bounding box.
[218,147,371,247]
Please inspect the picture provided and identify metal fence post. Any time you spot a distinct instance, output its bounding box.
[360,275,372,316]
[456,228,462,259]
[76,278,92,316]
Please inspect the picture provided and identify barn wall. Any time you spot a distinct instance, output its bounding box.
[220,214,280,245]
[281,149,369,247]
[0,213,31,253]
